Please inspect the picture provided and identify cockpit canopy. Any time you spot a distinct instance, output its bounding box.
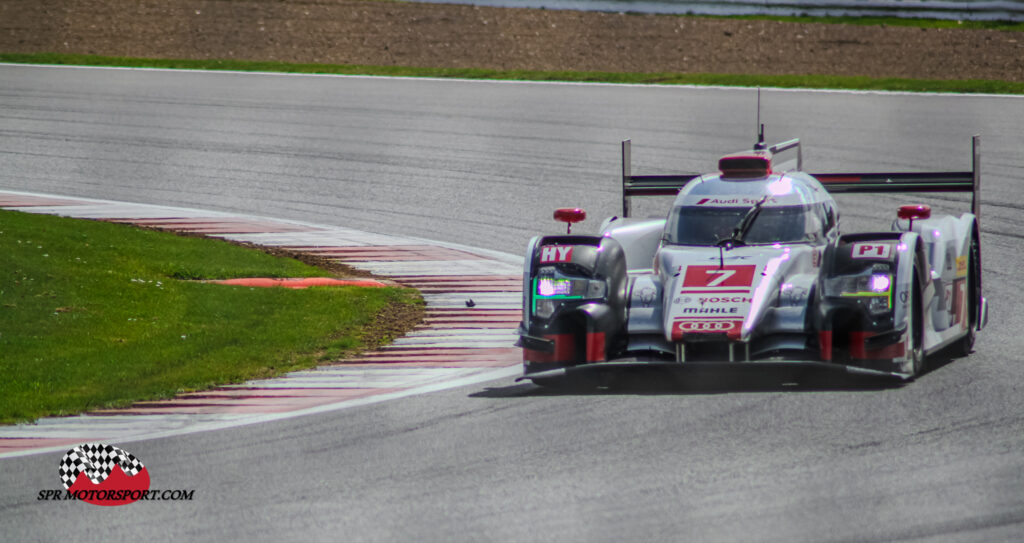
[666,203,834,246]
[667,171,838,247]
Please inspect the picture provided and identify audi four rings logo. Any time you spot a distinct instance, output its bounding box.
[677,320,736,332]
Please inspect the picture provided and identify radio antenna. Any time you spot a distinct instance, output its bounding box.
[753,88,766,150]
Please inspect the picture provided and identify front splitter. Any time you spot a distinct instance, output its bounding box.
[518,359,911,386]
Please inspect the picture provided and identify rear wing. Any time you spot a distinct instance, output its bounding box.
[813,135,980,220]
[621,136,981,220]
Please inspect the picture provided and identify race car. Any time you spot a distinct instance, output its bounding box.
[517,133,988,385]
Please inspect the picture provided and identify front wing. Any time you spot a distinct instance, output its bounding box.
[518,358,913,385]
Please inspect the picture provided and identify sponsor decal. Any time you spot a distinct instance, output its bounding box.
[702,255,751,261]
[698,296,752,304]
[671,318,742,340]
[944,279,969,327]
[952,278,967,327]
[956,255,968,277]
[851,242,892,259]
[35,442,195,506]
[674,270,755,325]
[694,197,778,207]
[681,306,738,314]
[539,245,573,264]
[673,289,753,319]
[682,265,756,289]
[779,284,809,306]
[638,287,657,308]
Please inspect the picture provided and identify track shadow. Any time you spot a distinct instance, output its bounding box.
[470,365,905,398]
[923,348,961,374]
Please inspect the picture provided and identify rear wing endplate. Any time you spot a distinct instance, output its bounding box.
[621,136,981,220]
[620,139,699,219]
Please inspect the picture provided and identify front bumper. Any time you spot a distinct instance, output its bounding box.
[518,358,912,385]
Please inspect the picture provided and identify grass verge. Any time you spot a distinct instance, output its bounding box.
[2,52,1023,94]
[0,210,423,424]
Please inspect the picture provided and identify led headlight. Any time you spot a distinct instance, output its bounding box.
[537,277,573,297]
[531,273,608,319]
[534,299,558,319]
[869,274,891,293]
[834,272,893,315]
[866,295,891,315]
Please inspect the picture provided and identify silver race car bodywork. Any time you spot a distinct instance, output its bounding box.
[518,136,988,383]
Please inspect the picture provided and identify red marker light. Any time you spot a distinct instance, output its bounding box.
[719,149,772,179]
[898,204,931,230]
[897,204,931,220]
[554,208,586,234]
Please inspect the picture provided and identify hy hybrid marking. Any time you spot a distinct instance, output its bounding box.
[0,190,523,459]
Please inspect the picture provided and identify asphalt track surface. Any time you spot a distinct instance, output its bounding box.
[2,65,1024,542]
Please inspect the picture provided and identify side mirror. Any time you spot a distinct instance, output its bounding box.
[554,208,586,234]
[898,204,931,230]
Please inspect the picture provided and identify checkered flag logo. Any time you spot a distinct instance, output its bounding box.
[59,443,145,490]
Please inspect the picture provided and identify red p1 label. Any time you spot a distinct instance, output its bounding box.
[540,245,573,263]
[851,242,892,259]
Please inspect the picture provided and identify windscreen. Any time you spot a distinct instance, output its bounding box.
[667,204,827,246]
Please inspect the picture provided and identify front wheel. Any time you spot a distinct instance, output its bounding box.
[905,270,926,378]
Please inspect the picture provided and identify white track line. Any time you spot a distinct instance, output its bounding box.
[5,62,1024,99]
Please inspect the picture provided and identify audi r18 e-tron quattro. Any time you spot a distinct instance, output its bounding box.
[517,133,987,385]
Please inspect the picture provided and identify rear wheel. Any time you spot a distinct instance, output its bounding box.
[951,235,979,357]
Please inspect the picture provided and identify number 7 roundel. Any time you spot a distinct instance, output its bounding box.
[682,265,756,288]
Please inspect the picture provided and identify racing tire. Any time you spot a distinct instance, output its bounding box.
[951,234,979,358]
[906,269,926,378]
